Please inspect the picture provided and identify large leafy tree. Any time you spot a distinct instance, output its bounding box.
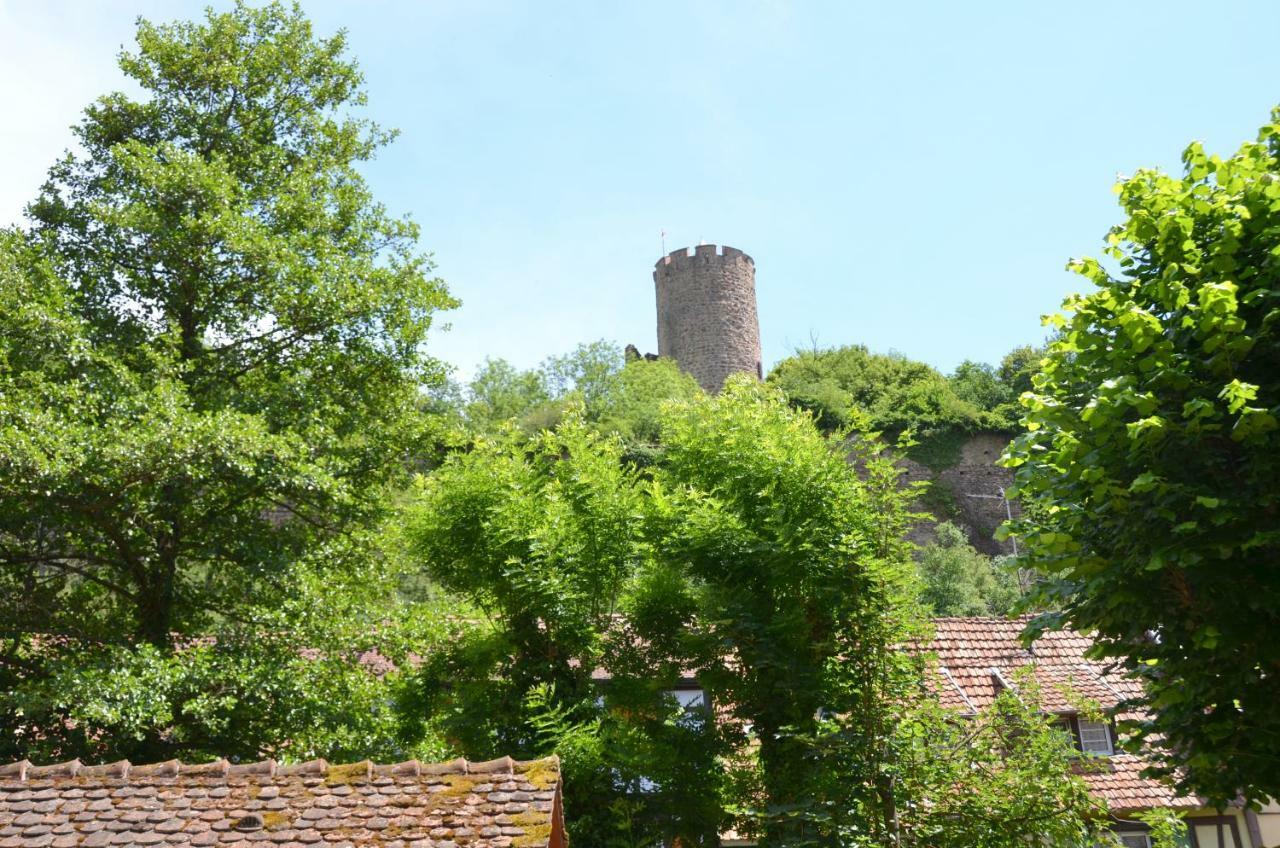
[0,1,454,762]
[1004,109,1280,803]
[406,380,1119,846]
[642,378,921,844]
[458,342,701,463]
[948,346,1046,430]
[406,384,920,846]
[767,344,991,435]
[404,415,726,847]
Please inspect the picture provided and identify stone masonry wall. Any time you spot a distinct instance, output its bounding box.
[897,432,1020,556]
[653,245,762,394]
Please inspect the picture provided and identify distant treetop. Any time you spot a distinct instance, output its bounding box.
[765,343,1044,456]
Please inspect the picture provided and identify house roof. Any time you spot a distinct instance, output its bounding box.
[0,755,563,848]
[924,615,1144,714]
[922,616,1196,813]
[1075,754,1199,812]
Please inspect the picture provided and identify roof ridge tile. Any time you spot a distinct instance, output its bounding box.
[226,758,276,777]
[0,755,562,784]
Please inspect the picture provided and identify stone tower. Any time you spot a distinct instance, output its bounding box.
[653,244,762,393]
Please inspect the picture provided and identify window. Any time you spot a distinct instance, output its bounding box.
[666,688,707,730]
[1117,833,1151,848]
[612,689,709,796]
[1078,719,1113,755]
[667,688,705,710]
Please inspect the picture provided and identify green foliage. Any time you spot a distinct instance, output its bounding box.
[998,345,1045,397]
[0,1,453,762]
[591,357,701,460]
[458,343,701,465]
[407,375,1103,845]
[881,672,1109,848]
[768,345,988,435]
[916,523,1020,616]
[1004,108,1280,804]
[1135,809,1190,848]
[8,542,456,764]
[403,413,724,847]
[542,340,627,411]
[949,354,1042,431]
[768,344,1037,469]
[902,427,969,471]
[949,360,1013,411]
[638,378,922,844]
[465,358,553,429]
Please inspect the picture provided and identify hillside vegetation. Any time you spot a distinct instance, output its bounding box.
[767,343,1043,467]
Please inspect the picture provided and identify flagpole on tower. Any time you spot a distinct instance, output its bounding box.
[660,228,666,255]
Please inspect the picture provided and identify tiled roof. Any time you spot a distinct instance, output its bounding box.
[922,616,1193,813]
[0,756,564,848]
[923,616,1138,714]
[1075,755,1199,812]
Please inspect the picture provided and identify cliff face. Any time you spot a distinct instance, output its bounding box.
[896,431,1018,556]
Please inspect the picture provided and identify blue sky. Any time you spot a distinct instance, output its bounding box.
[4,1,1280,379]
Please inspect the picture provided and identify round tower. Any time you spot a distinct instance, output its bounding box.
[653,244,762,394]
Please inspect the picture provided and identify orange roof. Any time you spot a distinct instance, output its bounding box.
[923,615,1141,713]
[1075,754,1200,812]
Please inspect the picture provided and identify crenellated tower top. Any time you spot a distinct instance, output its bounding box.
[652,244,761,393]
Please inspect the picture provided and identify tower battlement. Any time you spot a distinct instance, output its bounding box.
[654,243,755,273]
[652,243,761,393]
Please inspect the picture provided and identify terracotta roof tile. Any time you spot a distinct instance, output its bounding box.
[921,616,1132,714]
[1076,755,1200,812]
[0,755,563,848]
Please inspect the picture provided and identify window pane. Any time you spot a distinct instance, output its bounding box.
[1078,719,1113,754]
[665,689,706,730]
[668,689,705,709]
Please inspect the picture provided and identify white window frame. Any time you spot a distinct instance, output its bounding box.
[1078,718,1113,755]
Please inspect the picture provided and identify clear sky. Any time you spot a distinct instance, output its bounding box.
[4,1,1280,379]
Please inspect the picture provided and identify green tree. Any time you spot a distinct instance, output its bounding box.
[405,379,1119,846]
[767,345,999,469]
[882,673,1109,848]
[949,359,1014,412]
[542,340,626,410]
[403,415,725,847]
[0,1,454,762]
[768,345,979,433]
[459,343,625,435]
[648,378,921,844]
[916,522,1020,616]
[998,345,1045,397]
[465,357,553,429]
[591,356,702,462]
[458,343,701,465]
[1004,109,1280,804]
